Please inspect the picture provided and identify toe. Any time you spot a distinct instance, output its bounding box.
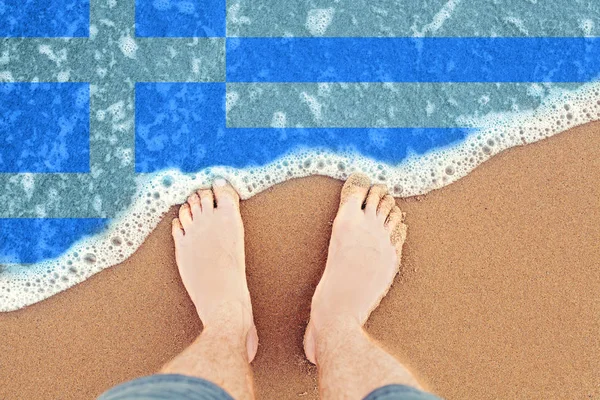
[385,206,403,232]
[391,221,408,261]
[213,178,240,209]
[179,203,193,229]
[340,173,371,209]
[171,217,184,238]
[198,189,215,213]
[187,193,201,216]
[391,221,408,249]
[386,206,408,245]
[365,184,388,215]
[377,195,396,221]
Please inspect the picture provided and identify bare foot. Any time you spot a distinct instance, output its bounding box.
[172,179,258,362]
[304,173,407,364]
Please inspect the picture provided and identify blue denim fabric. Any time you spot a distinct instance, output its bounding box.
[363,384,443,400]
[98,374,442,400]
[98,374,234,400]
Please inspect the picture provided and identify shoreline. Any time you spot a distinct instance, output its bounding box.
[5,80,600,312]
[1,122,599,399]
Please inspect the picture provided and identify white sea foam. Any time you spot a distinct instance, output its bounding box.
[318,83,331,97]
[152,0,171,11]
[503,16,529,36]
[89,24,99,40]
[21,174,35,200]
[300,91,322,121]
[0,70,14,81]
[305,8,335,36]
[118,36,138,59]
[176,1,195,15]
[1,81,600,312]
[57,70,70,82]
[271,111,287,128]
[225,90,240,113]
[191,58,202,74]
[413,0,461,36]
[228,3,251,27]
[0,50,10,65]
[38,45,67,66]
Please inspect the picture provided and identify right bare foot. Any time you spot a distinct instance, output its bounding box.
[304,173,407,364]
[172,179,258,363]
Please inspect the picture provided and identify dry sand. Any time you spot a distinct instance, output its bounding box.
[0,122,599,400]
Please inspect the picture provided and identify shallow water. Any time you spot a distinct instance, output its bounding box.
[1,0,599,311]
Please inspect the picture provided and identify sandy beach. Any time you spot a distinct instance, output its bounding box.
[0,122,599,400]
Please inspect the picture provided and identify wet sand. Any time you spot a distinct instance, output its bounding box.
[0,122,599,400]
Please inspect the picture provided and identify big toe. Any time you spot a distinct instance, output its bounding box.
[340,173,371,209]
[213,178,240,209]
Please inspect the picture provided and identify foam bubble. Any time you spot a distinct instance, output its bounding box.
[57,70,70,82]
[107,101,127,122]
[38,45,66,65]
[503,16,529,35]
[89,25,98,39]
[2,80,600,312]
[580,19,594,36]
[118,36,138,59]
[191,58,202,74]
[413,0,461,36]
[153,0,171,11]
[176,1,195,15]
[271,111,286,128]
[74,85,88,108]
[0,71,14,82]
[300,91,322,121]
[0,50,9,66]
[21,174,35,199]
[226,91,240,113]
[318,83,331,97]
[115,147,134,167]
[306,8,335,36]
[228,3,251,26]
[426,101,436,116]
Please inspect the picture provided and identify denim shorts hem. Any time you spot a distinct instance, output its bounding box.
[97,374,234,400]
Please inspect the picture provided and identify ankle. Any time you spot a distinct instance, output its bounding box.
[313,314,363,350]
[309,315,366,365]
[199,301,253,339]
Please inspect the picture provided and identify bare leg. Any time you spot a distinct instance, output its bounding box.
[305,174,427,400]
[161,179,258,400]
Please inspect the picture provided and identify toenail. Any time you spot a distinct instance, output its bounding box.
[214,178,227,187]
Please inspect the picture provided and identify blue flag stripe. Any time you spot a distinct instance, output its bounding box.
[226,37,600,83]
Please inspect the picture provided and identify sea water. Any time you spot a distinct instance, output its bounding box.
[1,0,599,311]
